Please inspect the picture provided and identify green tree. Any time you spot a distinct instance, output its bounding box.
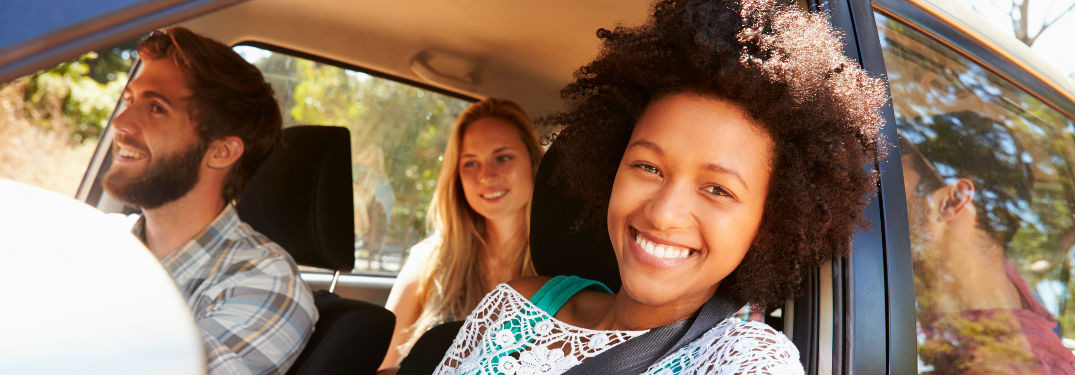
[20,41,136,144]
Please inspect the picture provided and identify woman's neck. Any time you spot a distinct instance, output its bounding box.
[483,210,526,258]
[563,286,715,332]
[480,210,528,288]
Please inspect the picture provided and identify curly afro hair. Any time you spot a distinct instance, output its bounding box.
[545,0,888,307]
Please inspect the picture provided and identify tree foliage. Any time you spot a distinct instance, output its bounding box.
[19,48,134,144]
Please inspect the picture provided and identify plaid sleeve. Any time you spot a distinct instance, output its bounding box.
[193,255,317,375]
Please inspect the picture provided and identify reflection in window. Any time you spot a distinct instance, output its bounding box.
[235,45,472,275]
[877,13,1075,374]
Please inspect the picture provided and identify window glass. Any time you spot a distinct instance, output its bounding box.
[0,38,137,196]
[877,13,1075,374]
[235,45,472,275]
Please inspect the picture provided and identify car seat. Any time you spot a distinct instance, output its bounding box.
[396,135,621,374]
[237,125,394,375]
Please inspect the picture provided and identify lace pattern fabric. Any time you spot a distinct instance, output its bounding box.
[435,284,646,375]
[645,318,803,374]
[434,283,803,375]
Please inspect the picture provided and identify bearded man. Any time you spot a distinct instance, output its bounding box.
[900,137,1073,374]
[103,27,316,375]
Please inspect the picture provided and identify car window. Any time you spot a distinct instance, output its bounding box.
[0,38,138,197]
[234,45,473,276]
[876,13,1075,374]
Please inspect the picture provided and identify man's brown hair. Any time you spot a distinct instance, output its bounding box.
[137,26,282,203]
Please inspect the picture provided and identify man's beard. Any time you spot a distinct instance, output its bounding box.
[103,141,207,210]
[906,193,934,256]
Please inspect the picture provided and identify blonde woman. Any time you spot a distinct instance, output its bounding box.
[379,98,543,371]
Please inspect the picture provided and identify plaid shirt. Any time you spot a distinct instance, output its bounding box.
[134,205,317,375]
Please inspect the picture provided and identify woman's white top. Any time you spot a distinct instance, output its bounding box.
[433,283,804,375]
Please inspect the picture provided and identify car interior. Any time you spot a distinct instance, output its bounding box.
[3,0,1073,374]
[24,0,859,373]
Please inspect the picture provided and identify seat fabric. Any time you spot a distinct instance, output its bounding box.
[237,125,394,375]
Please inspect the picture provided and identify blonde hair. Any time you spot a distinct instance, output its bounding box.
[405,98,542,350]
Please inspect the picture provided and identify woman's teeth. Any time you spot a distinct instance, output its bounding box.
[635,232,692,259]
[481,190,507,199]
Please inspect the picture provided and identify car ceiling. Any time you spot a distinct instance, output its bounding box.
[181,0,653,117]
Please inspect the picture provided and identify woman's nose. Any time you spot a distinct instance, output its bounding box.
[643,183,692,230]
[479,162,500,182]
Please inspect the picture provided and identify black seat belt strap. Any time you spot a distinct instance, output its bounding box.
[561,292,745,375]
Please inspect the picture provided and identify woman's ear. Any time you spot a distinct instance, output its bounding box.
[940,178,975,221]
[205,136,245,170]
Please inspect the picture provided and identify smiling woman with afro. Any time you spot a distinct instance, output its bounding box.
[547,0,888,309]
[428,0,888,374]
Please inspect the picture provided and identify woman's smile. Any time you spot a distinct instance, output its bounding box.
[478,188,509,201]
[630,227,699,267]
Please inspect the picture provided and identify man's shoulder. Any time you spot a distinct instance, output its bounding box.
[217,218,303,276]
[227,220,288,254]
[203,218,316,311]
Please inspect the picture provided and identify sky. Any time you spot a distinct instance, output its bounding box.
[962,0,1075,87]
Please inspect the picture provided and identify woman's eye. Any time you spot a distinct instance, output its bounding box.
[496,154,514,162]
[631,162,661,176]
[462,160,478,168]
[150,103,166,114]
[703,185,733,198]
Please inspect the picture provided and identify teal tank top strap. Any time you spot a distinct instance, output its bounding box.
[529,275,612,316]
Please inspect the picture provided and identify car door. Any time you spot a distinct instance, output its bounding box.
[827,0,1075,374]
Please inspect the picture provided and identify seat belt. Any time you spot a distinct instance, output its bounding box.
[561,291,745,375]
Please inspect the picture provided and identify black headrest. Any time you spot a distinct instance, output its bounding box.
[530,139,621,291]
[237,125,355,271]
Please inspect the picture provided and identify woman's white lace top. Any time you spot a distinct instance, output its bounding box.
[433,283,803,375]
